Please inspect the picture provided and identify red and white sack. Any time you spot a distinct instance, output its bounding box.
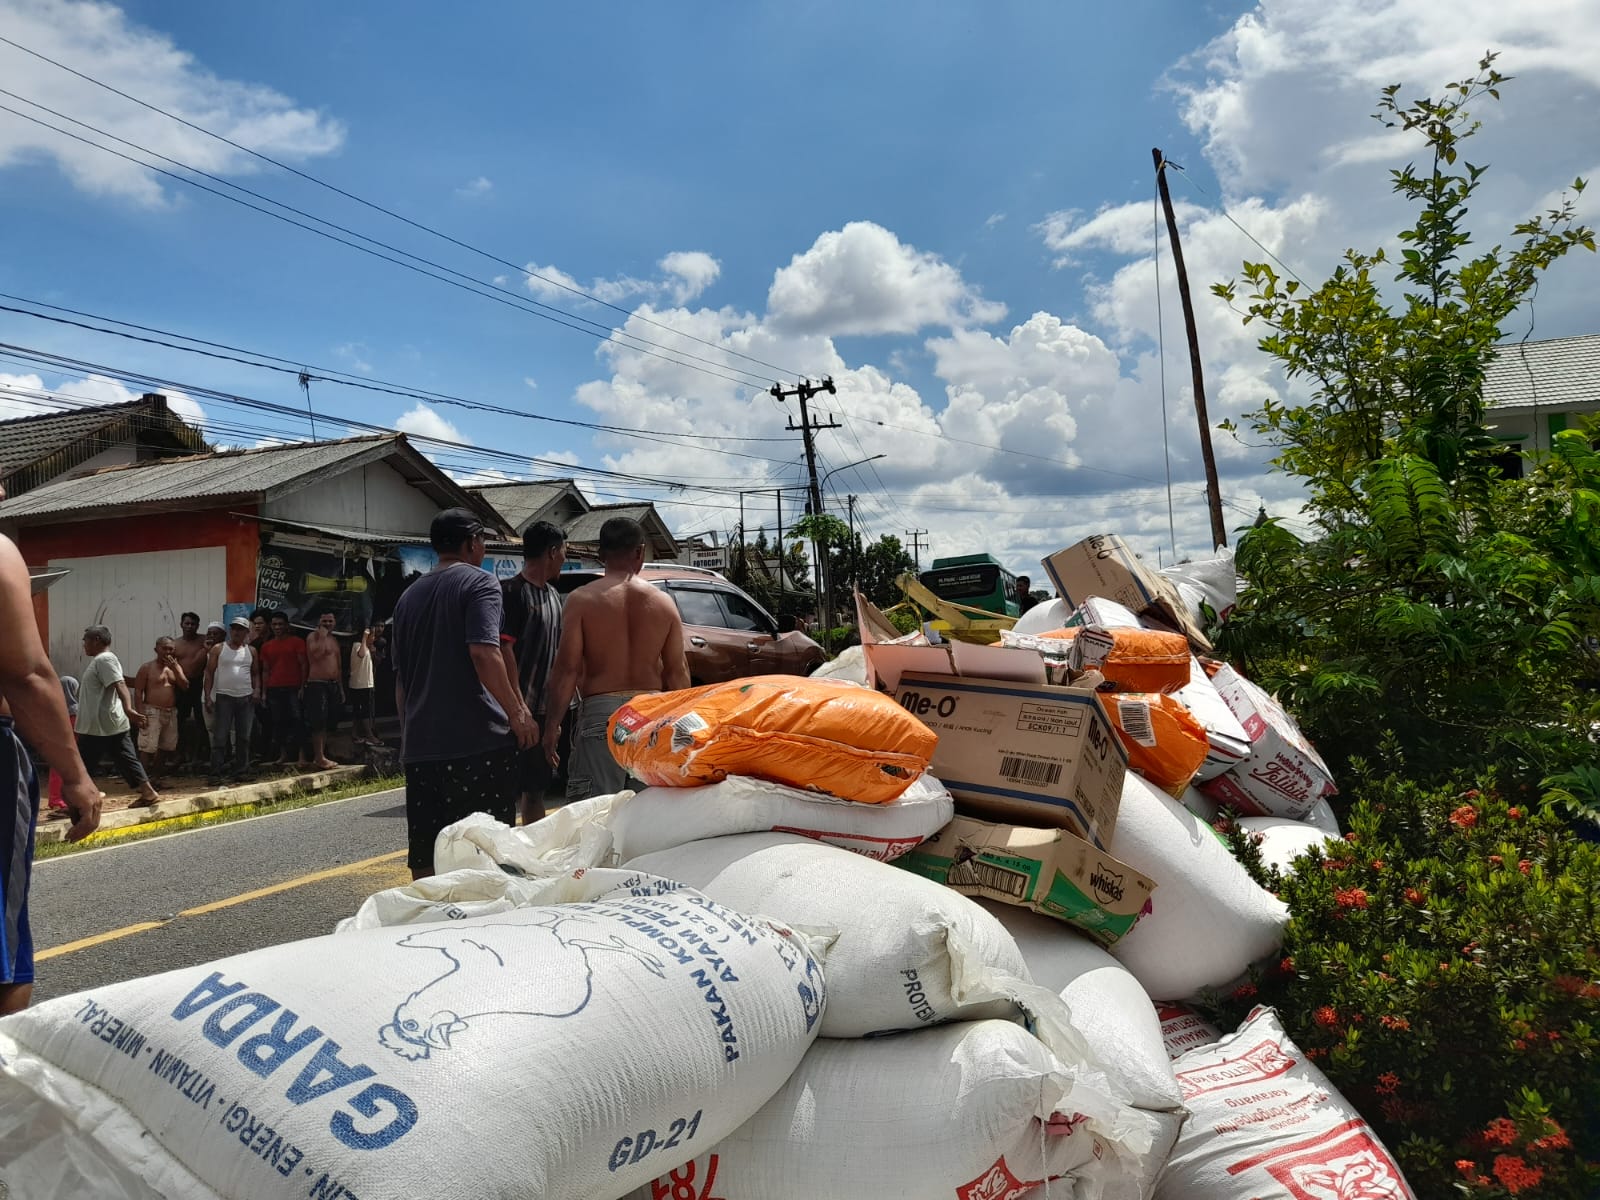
[979,900,1182,1113]
[611,772,953,863]
[1109,775,1289,1001]
[627,1020,1159,1200]
[1237,815,1339,876]
[626,833,1120,1097]
[0,869,827,1200]
[1156,1003,1222,1061]
[1156,1007,1414,1199]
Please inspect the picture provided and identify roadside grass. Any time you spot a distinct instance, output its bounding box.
[37,774,404,860]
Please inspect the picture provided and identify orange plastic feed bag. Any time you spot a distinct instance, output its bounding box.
[607,676,938,803]
[1038,626,1190,693]
[1103,692,1209,796]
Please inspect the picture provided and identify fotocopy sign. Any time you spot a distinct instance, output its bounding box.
[689,547,727,572]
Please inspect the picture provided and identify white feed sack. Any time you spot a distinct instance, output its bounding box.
[1156,1007,1415,1199]
[1108,775,1289,1002]
[434,793,624,875]
[0,871,827,1200]
[626,833,1118,1097]
[626,1020,1162,1200]
[809,644,869,685]
[613,772,954,862]
[978,900,1182,1113]
[1237,815,1340,876]
[1014,595,1071,634]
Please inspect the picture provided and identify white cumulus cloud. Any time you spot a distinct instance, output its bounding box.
[0,0,344,207]
[395,403,463,445]
[766,221,1007,337]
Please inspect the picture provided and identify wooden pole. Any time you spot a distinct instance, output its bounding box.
[1153,148,1228,550]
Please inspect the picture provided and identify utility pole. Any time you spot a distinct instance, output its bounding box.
[905,529,928,571]
[847,495,858,591]
[1153,148,1229,550]
[772,377,842,627]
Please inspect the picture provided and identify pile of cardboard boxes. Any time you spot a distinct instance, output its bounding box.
[863,533,1338,950]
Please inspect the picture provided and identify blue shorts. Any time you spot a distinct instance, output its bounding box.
[0,718,38,986]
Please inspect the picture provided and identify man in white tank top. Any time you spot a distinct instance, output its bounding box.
[205,617,262,784]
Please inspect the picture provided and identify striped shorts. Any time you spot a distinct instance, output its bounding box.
[0,718,38,986]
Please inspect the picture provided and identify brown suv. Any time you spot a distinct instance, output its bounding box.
[554,564,827,685]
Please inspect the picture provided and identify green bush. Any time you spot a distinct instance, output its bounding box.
[1206,777,1600,1198]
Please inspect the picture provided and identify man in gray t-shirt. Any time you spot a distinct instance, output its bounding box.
[75,627,159,808]
[390,509,536,878]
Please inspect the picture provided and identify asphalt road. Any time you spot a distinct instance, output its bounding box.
[27,788,414,1003]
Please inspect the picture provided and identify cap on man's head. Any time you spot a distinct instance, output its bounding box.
[83,624,111,643]
[430,507,485,552]
[207,620,226,632]
[229,616,251,630]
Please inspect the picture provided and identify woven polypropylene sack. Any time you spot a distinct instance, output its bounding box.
[1237,815,1339,876]
[1104,692,1210,796]
[1155,1002,1222,1061]
[1156,1007,1415,1199]
[608,676,937,802]
[0,871,826,1200]
[979,900,1181,1112]
[1038,626,1192,694]
[613,772,953,863]
[626,1020,1164,1200]
[626,832,1102,1067]
[1108,775,1289,1001]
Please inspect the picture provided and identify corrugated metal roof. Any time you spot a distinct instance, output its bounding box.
[469,478,586,531]
[0,396,206,484]
[1483,333,1600,411]
[562,502,656,544]
[0,435,397,522]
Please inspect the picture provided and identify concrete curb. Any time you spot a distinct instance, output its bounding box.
[37,765,373,847]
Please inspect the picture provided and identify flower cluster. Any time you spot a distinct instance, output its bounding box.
[1199,774,1600,1199]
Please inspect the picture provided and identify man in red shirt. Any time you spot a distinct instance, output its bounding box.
[259,612,310,768]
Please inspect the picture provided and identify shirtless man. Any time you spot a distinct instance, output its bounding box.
[134,636,187,781]
[304,610,343,771]
[541,517,689,800]
[0,516,101,1013]
[172,612,211,768]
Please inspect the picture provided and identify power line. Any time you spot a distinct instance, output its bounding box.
[0,297,802,471]
[0,35,809,382]
[1164,162,1309,287]
[0,96,775,391]
[0,342,787,497]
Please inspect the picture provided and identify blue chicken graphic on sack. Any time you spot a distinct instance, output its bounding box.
[378,912,666,1060]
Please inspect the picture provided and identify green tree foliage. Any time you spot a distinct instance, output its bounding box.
[1212,56,1598,785]
[789,513,916,615]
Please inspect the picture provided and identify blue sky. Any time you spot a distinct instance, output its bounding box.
[1,0,1596,575]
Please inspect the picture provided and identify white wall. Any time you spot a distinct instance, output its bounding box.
[1487,403,1600,454]
[265,462,445,535]
[44,547,225,681]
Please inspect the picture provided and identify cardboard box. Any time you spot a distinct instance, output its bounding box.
[897,814,1156,947]
[1199,663,1336,818]
[892,670,1127,847]
[1041,534,1211,651]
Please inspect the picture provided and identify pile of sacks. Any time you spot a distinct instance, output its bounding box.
[0,535,1414,1198]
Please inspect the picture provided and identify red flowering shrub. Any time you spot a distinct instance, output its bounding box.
[1206,775,1600,1198]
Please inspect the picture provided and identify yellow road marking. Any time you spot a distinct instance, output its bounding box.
[75,808,226,844]
[36,849,411,961]
[178,850,407,917]
[35,922,168,961]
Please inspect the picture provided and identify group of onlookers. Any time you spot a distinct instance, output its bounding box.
[390,510,690,881]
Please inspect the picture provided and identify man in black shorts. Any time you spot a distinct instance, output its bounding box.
[390,509,537,878]
[499,520,567,825]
